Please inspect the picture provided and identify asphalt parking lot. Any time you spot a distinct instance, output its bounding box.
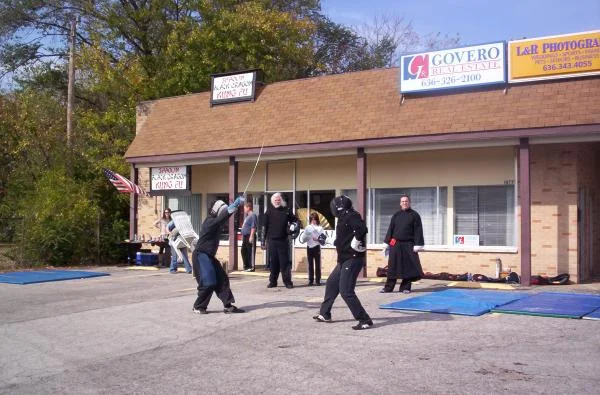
[1,266,599,394]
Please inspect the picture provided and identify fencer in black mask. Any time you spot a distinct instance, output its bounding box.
[314,195,373,330]
[191,197,245,314]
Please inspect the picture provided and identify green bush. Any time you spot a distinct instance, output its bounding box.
[21,170,99,266]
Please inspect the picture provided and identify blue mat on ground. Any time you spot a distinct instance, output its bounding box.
[582,307,600,321]
[492,292,600,319]
[0,270,110,285]
[379,289,529,316]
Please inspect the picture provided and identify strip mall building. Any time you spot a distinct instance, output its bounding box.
[125,31,600,285]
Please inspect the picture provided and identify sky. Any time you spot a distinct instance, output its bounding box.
[321,0,600,48]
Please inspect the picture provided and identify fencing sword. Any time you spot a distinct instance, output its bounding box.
[241,142,264,272]
[241,141,265,198]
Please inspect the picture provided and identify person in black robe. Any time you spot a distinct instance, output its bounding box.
[313,195,373,330]
[192,197,245,314]
[381,194,424,293]
[260,192,299,289]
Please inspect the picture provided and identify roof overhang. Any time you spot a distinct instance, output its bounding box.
[126,123,600,168]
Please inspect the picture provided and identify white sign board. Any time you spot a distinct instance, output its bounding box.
[211,71,256,104]
[151,166,188,191]
[400,42,506,93]
[453,234,480,247]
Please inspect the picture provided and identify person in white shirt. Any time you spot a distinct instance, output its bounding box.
[153,208,172,267]
[301,212,325,286]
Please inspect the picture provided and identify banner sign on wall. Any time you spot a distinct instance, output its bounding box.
[150,166,190,194]
[210,69,262,106]
[399,42,506,93]
[509,30,600,83]
[453,235,480,247]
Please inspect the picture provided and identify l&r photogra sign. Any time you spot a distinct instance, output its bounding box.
[399,42,507,93]
[509,30,600,82]
[150,166,191,195]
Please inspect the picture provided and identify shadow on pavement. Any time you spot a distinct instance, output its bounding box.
[241,299,322,312]
[372,311,454,328]
[327,311,453,329]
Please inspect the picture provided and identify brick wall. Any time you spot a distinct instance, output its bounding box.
[576,142,600,279]
[530,144,579,280]
[213,246,521,280]
[137,167,166,247]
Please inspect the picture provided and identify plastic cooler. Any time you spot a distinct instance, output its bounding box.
[135,252,159,266]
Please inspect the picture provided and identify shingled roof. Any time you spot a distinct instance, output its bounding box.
[125,67,600,160]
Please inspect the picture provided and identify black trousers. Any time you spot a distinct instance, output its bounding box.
[268,238,292,286]
[319,257,370,322]
[307,246,321,284]
[384,277,416,292]
[241,234,255,270]
[193,253,235,310]
[158,242,170,267]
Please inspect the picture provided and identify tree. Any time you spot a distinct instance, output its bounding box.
[355,15,460,67]
[0,1,461,266]
[0,1,324,265]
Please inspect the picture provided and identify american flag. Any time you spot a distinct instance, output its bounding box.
[103,168,147,195]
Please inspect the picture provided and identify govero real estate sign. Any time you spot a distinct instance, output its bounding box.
[509,30,600,82]
[399,42,507,93]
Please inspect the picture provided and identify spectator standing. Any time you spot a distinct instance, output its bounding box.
[261,193,299,289]
[301,212,324,286]
[380,195,424,293]
[154,208,172,267]
[241,201,257,271]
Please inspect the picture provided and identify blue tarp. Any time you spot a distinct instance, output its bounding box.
[0,270,110,285]
[380,289,528,316]
[492,292,600,319]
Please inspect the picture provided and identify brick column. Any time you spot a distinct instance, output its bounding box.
[357,148,367,277]
[130,165,138,239]
[519,138,531,286]
[229,156,239,272]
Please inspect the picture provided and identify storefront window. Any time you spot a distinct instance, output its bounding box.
[371,187,447,245]
[454,185,515,246]
[293,190,334,230]
[165,194,202,234]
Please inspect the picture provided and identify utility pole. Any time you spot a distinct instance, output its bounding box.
[66,18,76,149]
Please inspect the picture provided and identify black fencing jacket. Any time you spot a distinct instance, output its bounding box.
[334,209,368,264]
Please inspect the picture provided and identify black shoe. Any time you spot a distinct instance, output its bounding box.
[308,282,314,286]
[379,288,392,293]
[223,305,245,314]
[313,314,332,323]
[193,307,208,315]
[315,282,321,286]
[267,283,277,288]
[285,283,294,289]
[352,319,374,330]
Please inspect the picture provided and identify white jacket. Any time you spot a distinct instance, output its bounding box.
[301,225,324,248]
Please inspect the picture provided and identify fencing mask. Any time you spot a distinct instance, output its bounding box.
[209,200,227,217]
[330,195,353,217]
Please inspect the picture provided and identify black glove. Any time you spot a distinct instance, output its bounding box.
[260,242,267,251]
[317,233,327,246]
